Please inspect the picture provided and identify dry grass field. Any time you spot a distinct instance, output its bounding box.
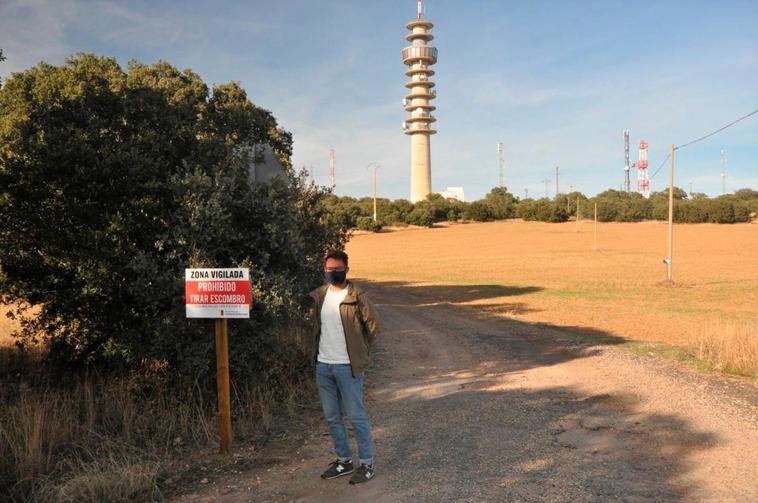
[347,220,758,375]
[0,318,14,346]
[0,309,21,365]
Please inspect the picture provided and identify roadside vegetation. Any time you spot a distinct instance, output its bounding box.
[0,54,346,501]
[694,319,758,376]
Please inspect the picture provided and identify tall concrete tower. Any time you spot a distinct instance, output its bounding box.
[402,0,438,203]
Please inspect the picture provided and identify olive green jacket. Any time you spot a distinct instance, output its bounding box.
[309,281,380,377]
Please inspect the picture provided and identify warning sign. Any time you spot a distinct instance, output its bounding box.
[185,268,251,318]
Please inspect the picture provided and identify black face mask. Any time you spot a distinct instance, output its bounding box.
[325,270,347,285]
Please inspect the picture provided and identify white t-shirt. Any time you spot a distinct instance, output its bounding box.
[317,287,350,364]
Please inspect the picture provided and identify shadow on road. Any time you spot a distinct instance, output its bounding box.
[373,381,713,501]
[360,279,626,373]
[366,280,543,304]
[356,279,719,501]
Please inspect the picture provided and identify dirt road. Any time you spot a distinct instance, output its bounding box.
[176,281,758,502]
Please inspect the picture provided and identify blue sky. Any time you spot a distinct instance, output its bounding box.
[1,0,756,200]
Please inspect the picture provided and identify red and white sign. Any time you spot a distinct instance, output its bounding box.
[185,268,250,319]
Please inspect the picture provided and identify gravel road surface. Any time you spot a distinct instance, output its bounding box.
[176,281,758,502]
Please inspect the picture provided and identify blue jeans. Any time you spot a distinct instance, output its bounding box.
[316,362,374,465]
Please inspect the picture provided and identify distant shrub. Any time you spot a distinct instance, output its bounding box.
[705,198,736,223]
[405,206,435,227]
[516,199,568,222]
[516,199,537,220]
[356,216,382,232]
[484,187,516,219]
[465,201,493,221]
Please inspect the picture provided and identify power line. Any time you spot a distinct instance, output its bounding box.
[676,108,758,150]
[650,153,670,180]
[650,107,757,180]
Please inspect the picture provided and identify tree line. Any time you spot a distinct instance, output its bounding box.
[324,186,758,230]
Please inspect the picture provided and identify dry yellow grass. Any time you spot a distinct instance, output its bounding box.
[0,373,313,501]
[0,301,315,500]
[695,319,758,376]
[347,220,758,375]
[0,305,18,347]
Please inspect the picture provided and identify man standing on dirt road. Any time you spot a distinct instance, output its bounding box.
[310,250,380,485]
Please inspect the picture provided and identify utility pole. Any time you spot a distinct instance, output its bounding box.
[666,144,675,282]
[524,188,529,199]
[624,130,631,193]
[329,148,336,188]
[498,142,505,189]
[542,179,551,199]
[567,184,573,213]
[367,163,380,222]
[373,169,377,222]
[593,202,598,251]
[720,148,727,195]
[555,165,560,197]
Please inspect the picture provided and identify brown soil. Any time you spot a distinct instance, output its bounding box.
[173,280,758,502]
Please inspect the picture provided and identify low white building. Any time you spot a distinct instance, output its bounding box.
[438,186,465,202]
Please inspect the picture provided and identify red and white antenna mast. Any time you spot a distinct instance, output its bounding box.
[636,140,650,198]
[418,0,423,20]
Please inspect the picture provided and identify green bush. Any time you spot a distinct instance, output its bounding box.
[322,195,363,228]
[383,199,414,225]
[556,191,589,218]
[405,206,435,227]
[356,216,382,232]
[0,55,346,384]
[465,201,493,221]
[706,198,736,223]
[515,199,568,222]
[516,199,537,220]
[535,199,569,222]
[424,193,457,222]
[484,187,517,219]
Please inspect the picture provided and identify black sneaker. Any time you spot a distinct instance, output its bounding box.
[321,459,354,480]
[349,463,375,484]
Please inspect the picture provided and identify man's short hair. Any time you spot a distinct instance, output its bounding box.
[324,250,349,267]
